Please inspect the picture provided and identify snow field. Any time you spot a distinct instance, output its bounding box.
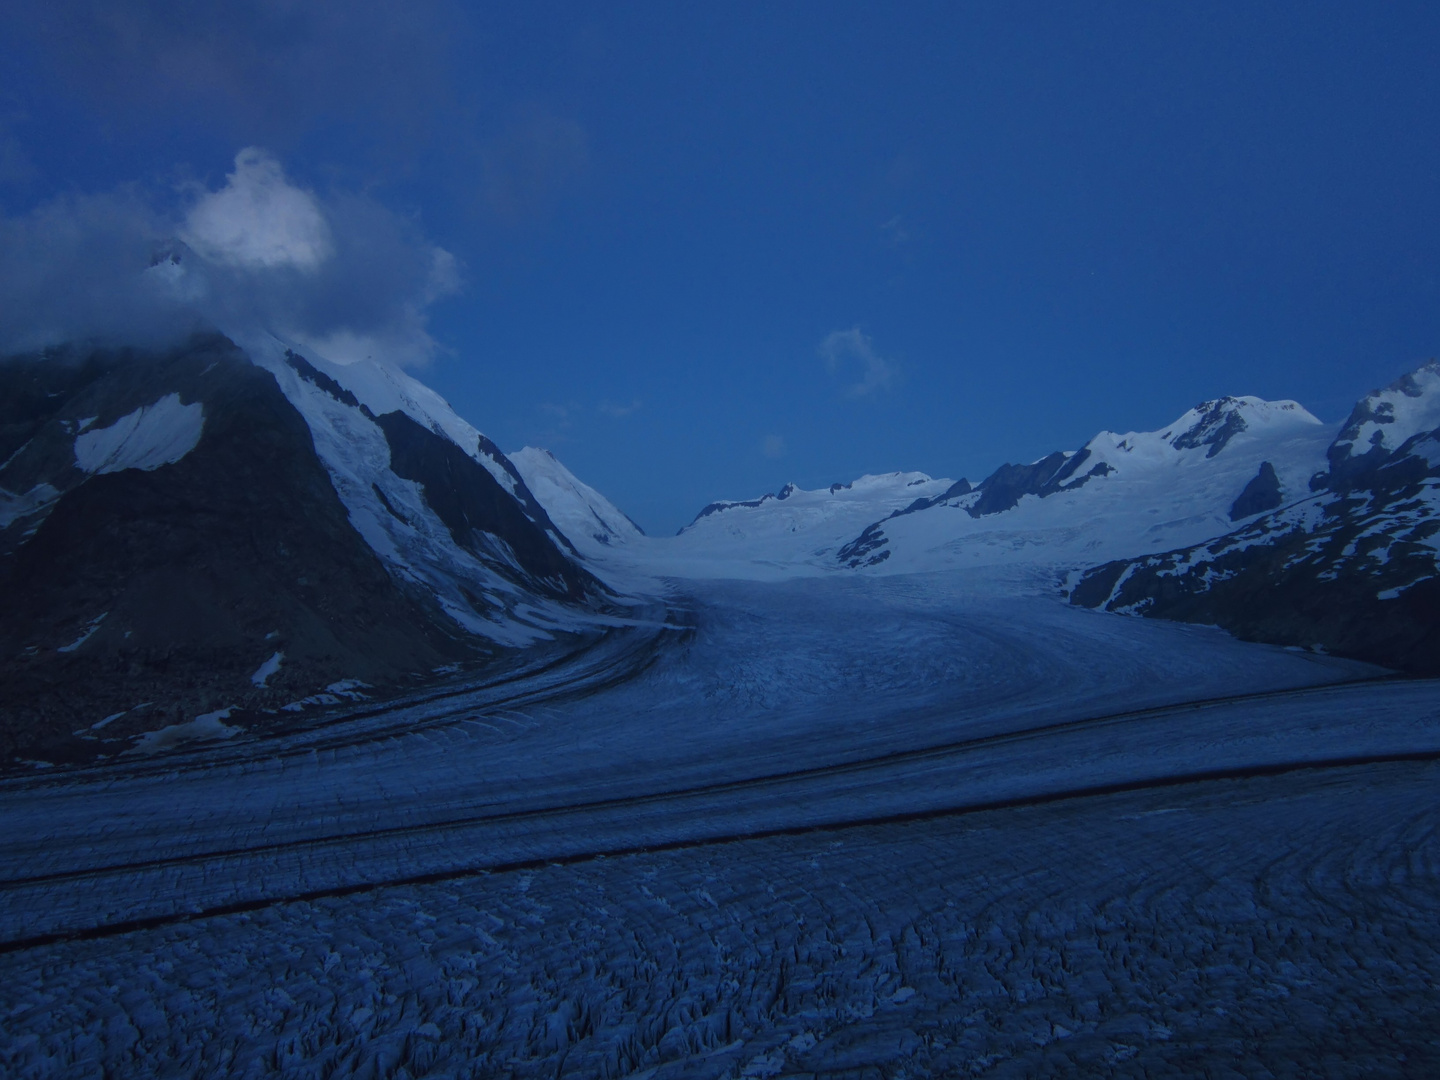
[861,413,1337,576]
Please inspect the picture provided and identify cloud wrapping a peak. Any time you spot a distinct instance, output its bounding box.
[0,148,459,367]
[820,327,897,398]
[182,149,332,271]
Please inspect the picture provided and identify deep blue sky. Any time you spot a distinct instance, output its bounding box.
[2,3,1438,532]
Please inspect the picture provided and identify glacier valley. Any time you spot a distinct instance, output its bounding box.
[1,340,1438,1077]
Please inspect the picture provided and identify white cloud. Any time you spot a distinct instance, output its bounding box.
[182,148,332,271]
[819,327,896,397]
[0,147,460,367]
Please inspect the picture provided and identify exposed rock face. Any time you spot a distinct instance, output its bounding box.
[1072,363,1440,674]
[1169,397,1251,456]
[0,338,469,761]
[964,450,1112,518]
[1229,461,1282,521]
[373,411,590,600]
[0,334,607,764]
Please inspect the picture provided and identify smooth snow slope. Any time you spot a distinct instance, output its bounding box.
[509,446,645,560]
[841,396,1335,575]
[558,470,961,582]
[673,473,954,563]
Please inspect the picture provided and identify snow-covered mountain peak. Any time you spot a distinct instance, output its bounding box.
[226,331,619,643]
[243,331,523,493]
[508,447,645,562]
[676,470,945,537]
[1331,360,1440,460]
[1087,396,1322,466]
[827,394,1337,574]
[1163,395,1320,455]
[1073,360,1440,674]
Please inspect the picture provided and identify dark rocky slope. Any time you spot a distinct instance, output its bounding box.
[0,335,598,764]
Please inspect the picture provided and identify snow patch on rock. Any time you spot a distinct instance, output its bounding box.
[128,708,239,755]
[57,613,107,654]
[250,651,284,688]
[0,483,61,530]
[73,394,205,475]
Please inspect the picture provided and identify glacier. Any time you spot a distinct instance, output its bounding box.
[3,567,1438,1075]
[3,351,1440,1077]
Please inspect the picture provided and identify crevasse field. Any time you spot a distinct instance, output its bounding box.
[2,567,1439,1078]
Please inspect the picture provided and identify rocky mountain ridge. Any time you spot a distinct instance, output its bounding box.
[830,394,1330,573]
[0,333,613,763]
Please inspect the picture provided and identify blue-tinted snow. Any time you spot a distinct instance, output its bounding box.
[1,567,1436,1076]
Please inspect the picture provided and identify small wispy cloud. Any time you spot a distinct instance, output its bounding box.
[879,215,910,247]
[761,434,786,459]
[598,397,642,419]
[819,327,897,398]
